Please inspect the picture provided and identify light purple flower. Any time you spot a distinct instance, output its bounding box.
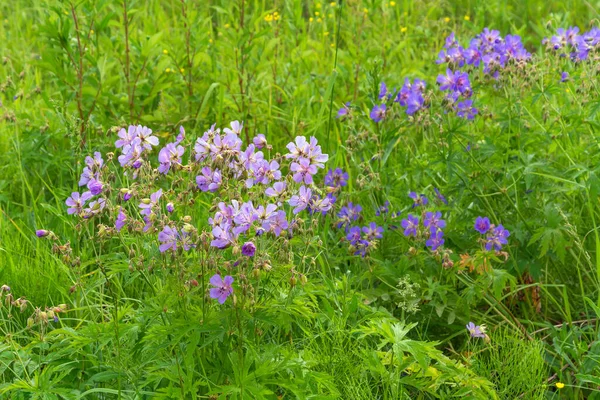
[196,167,222,192]
[158,226,178,252]
[290,158,318,184]
[324,168,349,188]
[362,222,383,240]
[139,189,162,217]
[36,229,49,238]
[401,214,419,237]
[87,178,103,196]
[115,208,127,231]
[424,211,446,231]
[66,191,93,215]
[158,142,185,174]
[253,134,267,149]
[288,186,312,214]
[370,104,387,123]
[466,322,486,338]
[265,181,287,198]
[209,274,234,304]
[336,102,351,119]
[265,210,288,237]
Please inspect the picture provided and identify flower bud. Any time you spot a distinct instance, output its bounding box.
[36,229,50,238]
[290,276,297,287]
[182,215,192,223]
[166,202,174,213]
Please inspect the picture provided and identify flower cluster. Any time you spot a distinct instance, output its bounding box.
[545,26,600,61]
[370,79,427,122]
[400,197,447,252]
[437,30,531,77]
[473,216,510,251]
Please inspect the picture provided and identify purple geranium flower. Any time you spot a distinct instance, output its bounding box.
[466,322,486,338]
[370,104,387,123]
[346,226,362,245]
[209,274,234,304]
[457,100,478,120]
[196,167,222,192]
[426,229,444,251]
[401,214,419,237]
[337,102,351,119]
[253,134,267,149]
[66,191,93,215]
[290,158,318,184]
[424,211,446,231]
[337,202,362,229]
[139,189,162,217]
[485,224,510,251]
[362,222,384,240]
[409,192,428,207]
[242,241,256,257]
[474,216,490,234]
[324,168,349,188]
[158,142,185,174]
[289,186,312,214]
[115,208,127,231]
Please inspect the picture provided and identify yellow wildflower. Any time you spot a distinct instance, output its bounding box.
[556,382,565,389]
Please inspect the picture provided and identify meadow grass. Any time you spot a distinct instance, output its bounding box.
[1,0,600,398]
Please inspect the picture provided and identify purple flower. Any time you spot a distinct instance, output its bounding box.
[337,202,362,229]
[346,226,362,245]
[253,134,267,149]
[370,104,387,123]
[115,125,138,149]
[324,168,349,188]
[401,214,419,237]
[426,229,444,251]
[256,204,278,231]
[196,167,222,192]
[84,198,106,217]
[560,71,569,82]
[290,158,318,184]
[209,274,234,304]
[115,208,127,232]
[466,322,486,338]
[406,91,425,115]
[36,229,49,238]
[376,201,390,216]
[308,195,333,215]
[158,142,185,174]
[166,203,175,213]
[474,216,490,234]
[485,224,510,251]
[337,102,351,119]
[136,125,159,151]
[211,223,234,248]
[176,126,186,144]
[457,100,478,120]
[362,222,383,240]
[139,189,162,216]
[409,192,428,207]
[242,241,256,257]
[158,226,178,252]
[265,181,287,199]
[66,191,93,215]
[233,201,257,235]
[265,211,288,237]
[87,178,104,196]
[288,186,312,214]
[378,82,389,100]
[424,211,446,231]
[285,137,328,170]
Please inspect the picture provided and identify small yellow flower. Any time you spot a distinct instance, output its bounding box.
[464,15,470,21]
[315,11,320,16]
[401,27,407,33]
[224,23,230,28]
[324,31,329,36]
[390,1,396,5]
[316,2,322,8]
[209,38,213,43]
[566,88,570,92]
[163,49,168,55]
[444,17,450,22]
[330,2,336,6]
[309,17,314,22]
[363,8,369,13]
[330,43,335,47]
[165,68,171,73]
[556,382,565,389]
[264,14,273,22]
[180,68,185,73]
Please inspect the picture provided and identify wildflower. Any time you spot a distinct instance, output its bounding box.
[166,203,174,213]
[560,71,569,82]
[265,210,288,236]
[370,104,387,123]
[196,167,222,192]
[211,223,234,248]
[87,178,104,195]
[324,168,349,188]
[290,157,318,184]
[115,208,127,231]
[485,224,510,251]
[409,192,428,207]
[139,189,162,216]
[426,229,444,250]
[424,211,446,231]
[464,15,470,21]
[336,102,351,119]
[362,222,383,240]
[233,201,257,235]
[337,202,362,229]
[158,226,192,252]
[376,201,390,216]
[176,126,186,144]
[555,383,565,389]
[209,274,234,304]
[84,198,106,217]
[253,134,267,149]
[158,142,185,174]
[474,216,490,234]
[346,226,362,244]
[36,229,50,238]
[406,91,425,115]
[401,214,419,237]
[288,186,312,214]
[466,322,486,338]
[308,194,333,215]
[242,241,256,257]
[456,100,478,120]
[66,191,93,215]
[265,181,287,199]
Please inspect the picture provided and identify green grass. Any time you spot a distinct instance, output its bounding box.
[1,0,600,398]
